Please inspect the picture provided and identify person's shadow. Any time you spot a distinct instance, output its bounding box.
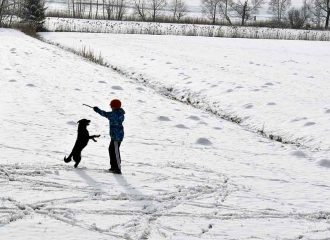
[112,174,145,199]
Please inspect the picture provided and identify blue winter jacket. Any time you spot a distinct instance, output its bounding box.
[94,107,125,141]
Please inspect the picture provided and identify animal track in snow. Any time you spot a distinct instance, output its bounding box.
[291,150,307,158]
[196,138,212,146]
[66,121,76,126]
[318,159,330,168]
[243,104,253,109]
[158,116,171,121]
[111,86,123,90]
[175,124,189,129]
[267,102,276,106]
[188,115,200,121]
[304,122,316,126]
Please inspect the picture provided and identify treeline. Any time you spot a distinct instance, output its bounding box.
[0,0,46,31]
[47,0,330,29]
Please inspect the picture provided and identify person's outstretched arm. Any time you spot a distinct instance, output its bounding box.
[93,106,108,118]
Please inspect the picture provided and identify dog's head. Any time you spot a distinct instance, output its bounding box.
[77,119,91,127]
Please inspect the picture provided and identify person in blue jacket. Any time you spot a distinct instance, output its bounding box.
[93,99,125,174]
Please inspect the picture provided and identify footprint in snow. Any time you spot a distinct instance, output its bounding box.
[98,81,106,84]
[265,82,274,86]
[307,76,315,79]
[75,88,81,91]
[213,127,222,130]
[158,116,171,121]
[304,122,316,126]
[196,138,212,146]
[166,62,172,64]
[138,100,145,103]
[325,109,330,114]
[186,81,192,84]
[4,68,11,71]
[267,102,276,106]
[66,121,76,126]
[9,79,16,82]
[188,115,200,121]
[175,124,189,129]
[243,104,253,109]
[226,89,233,93]
[318,159,330,168]
[136,87,145,91]
[252,89,260,92]
[291,150,307,158]
[26,84,36,87]
[198,121,208,125]
[112,86,123,90]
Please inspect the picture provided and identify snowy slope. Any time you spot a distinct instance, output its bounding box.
[41,32,330,151]
[1,29,330,239]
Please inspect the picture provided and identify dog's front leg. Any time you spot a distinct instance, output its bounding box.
[90,135,101,142]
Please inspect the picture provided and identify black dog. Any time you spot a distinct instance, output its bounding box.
[64,119,100,168]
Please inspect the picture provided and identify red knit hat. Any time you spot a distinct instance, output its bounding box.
[110,99,121,109]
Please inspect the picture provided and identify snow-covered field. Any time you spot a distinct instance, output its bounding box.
[41,32,330,150]
[45,18,330,41]
[1,29,330,239]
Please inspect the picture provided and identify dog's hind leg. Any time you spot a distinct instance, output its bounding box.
[73,153,81,168]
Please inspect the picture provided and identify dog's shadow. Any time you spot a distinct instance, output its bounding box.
[74,169,105,193]
[74,169,145,199]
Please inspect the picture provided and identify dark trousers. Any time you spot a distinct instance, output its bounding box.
[109,140,122,171]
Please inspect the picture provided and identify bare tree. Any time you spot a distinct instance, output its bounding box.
[88,0,92,18]
[170,0,187,20]
[268,0,291,22]
[287,2,310,28]
[309,0,323,27]
[231,0,264,25]
[95,0,99,18]
[134,0,148,20]
[149,0,166,21]
[219,0,232,24]
[202,0,222,24]
[313,0,330,28]
[106,0,126,19]
[116,0,126,19]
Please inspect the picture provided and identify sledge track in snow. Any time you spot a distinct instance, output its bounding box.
[1,162,330,239]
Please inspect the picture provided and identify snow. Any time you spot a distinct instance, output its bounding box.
[41,32,330,151]
[1,28,330,239]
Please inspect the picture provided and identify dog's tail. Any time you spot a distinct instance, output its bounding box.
[64,155,72,163]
